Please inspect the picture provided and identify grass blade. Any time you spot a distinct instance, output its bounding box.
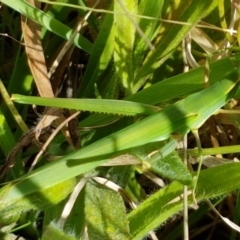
[11,96,160,116]
[0,0,92,53]
[128,162,240,239]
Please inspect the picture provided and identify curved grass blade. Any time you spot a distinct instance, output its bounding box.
[0,0,92,53]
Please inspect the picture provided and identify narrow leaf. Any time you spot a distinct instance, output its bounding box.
[128,162,240,239]
[11,95,160,116]
[134,1,218,90]
[114,0,137,95]
[0,0,92,53]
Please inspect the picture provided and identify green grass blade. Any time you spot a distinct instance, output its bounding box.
[0,0,92,53]
[0,113,15,157]
[113,0,137,96]
[134,0,218,90]
[128,162,240,239]
[133,0,163,73]
[79,11,115,97]
[165,198,225,240]
[11,96,160,116]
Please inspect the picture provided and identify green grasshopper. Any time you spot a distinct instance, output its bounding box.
[0,70,237,214]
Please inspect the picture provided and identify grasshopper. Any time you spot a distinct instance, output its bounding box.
[1,70,237,206]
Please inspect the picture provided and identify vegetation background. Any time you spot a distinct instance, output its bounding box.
[0,0,240,239]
